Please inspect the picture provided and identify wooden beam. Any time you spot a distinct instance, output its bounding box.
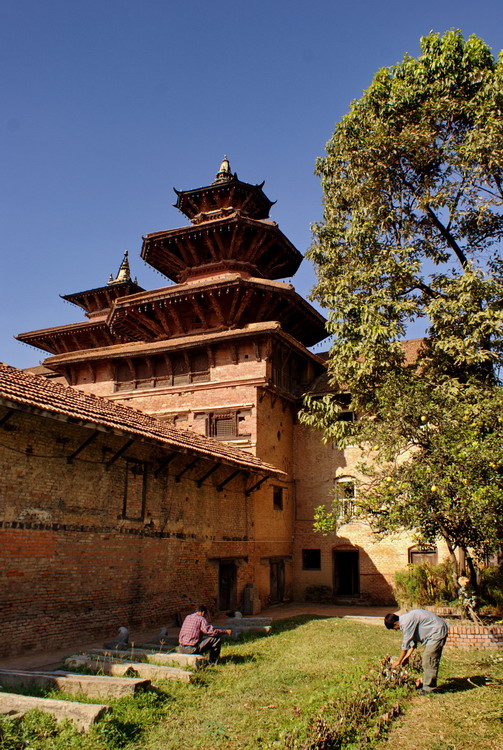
[216,469,241,492]
[175,456,200,482]
[0,409,14,428]
[106,439,134,468]
[196,463,221,488]
[166,301,185,335]
[208,292,226,327]
[233,288,255,326]
[204,232,220,261]
[189,294,208,328]
[152,302,174,337]
[152,241,185,271]
[154,452,177,477]
[66,430,99,463]
[245,475,269,496]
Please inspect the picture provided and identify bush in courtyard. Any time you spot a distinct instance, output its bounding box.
[393,560,458,609]
[479,566,503,613]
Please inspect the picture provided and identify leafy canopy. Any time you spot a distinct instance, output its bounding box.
[302,30,503,566]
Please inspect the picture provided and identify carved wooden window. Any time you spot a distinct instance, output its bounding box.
[335,477,356,518]
[115,361,134,392]
[191,350,209,383]
[135,359,151,390]
[408,546,438,565]
[209,413,238,439]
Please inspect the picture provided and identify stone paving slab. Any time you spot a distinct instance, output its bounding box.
[227,625,272,636]
[0,692,110,730]
[88,648,205,669]
[0,668,150,698]
[225,617,273,626]
[65,655,194,683]
[133,640,179,649]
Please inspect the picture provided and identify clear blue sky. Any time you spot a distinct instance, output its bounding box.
[2,0,502,368]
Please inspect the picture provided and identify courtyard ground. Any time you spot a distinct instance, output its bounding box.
[0,604,501,749]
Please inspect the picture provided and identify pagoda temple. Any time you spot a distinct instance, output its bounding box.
[16,158,331,606]
[14,159,421,615]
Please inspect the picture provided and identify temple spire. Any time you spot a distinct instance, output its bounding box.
[108,251,131,285]
[214,155,233,183]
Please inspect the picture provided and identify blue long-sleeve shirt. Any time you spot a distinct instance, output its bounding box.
[398,609,448,651]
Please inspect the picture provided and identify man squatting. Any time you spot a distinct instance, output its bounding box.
[385,608,449,694]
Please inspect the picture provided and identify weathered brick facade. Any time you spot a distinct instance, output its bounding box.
[2,162,455,659]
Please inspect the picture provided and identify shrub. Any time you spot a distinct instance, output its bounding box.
[479,566,503,611]
[393,560,458,609]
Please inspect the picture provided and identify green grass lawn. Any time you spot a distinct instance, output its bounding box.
[1,616,501,750]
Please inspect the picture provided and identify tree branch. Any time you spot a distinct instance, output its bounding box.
[424,204,469,268]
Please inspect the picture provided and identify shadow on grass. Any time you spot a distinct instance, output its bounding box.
[217,653,257,666]
[437,674,488,693]
[268,614,328,634]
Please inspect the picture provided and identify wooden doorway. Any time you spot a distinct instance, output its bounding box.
[270,560,285,604]
[218,562,237,611]
[333,549,359,596]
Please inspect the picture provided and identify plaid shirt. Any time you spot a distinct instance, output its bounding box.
[178,612,225,646]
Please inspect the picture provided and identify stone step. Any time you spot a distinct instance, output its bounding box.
[88,648,205,670]
[134,639,179,649]
[227,625,272,636]
[225,617,273,626]
[0,692,110,730]
[65,655,193,683]
[0,668,150,699]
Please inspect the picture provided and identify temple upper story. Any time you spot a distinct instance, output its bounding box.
[141,158,303,283]
[17,160,328,363]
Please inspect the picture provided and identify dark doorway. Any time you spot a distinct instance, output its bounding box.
[270,560,285,604]
[218,562,237,611]
[333,549,359,596]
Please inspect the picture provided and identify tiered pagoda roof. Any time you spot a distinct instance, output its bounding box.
[17,160,329,363]
[141,158,303,282]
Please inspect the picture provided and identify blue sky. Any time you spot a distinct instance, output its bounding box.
[2,0,502,368]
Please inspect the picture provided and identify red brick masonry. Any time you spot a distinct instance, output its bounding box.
[446,624,503,649]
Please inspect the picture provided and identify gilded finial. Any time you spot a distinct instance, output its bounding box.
[214,155,233,183]
[108,251,131,285]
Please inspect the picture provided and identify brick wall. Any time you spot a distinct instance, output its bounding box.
[292,423,449,605]
[0,407,256,658]
[446,625,503,649]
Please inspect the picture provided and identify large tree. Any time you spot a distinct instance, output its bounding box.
[301,30,503,579]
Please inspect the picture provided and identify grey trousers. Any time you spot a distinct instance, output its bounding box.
[422,636,447,691]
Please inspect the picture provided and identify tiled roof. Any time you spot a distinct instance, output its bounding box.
[0,363,282,476]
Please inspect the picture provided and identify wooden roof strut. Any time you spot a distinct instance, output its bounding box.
[216,469,241,492]
[245,475,268,496]
[154,452,177,477]
[106,438,134,468]
[175,456,200,482]
[66,430,99,463]
[196,462,221,488]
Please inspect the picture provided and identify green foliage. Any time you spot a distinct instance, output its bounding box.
[301,30,503,568]
[479,565,503,609]
[393,561,458,608]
